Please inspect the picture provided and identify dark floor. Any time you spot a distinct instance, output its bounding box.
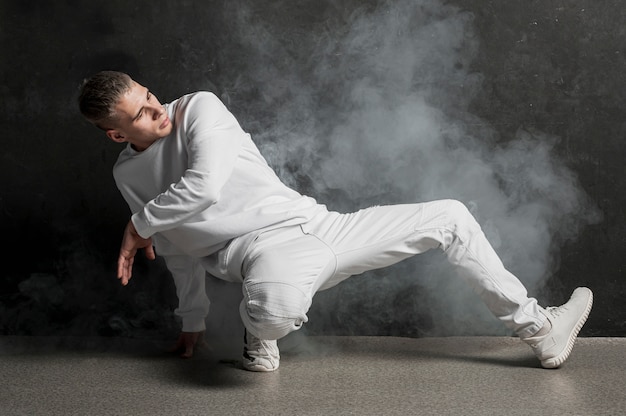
[0,335,624,416]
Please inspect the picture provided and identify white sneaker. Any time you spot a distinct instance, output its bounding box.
[523,287,593,369]
[242,330,280,372]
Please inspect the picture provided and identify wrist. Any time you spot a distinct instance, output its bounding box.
[130,213,151,239]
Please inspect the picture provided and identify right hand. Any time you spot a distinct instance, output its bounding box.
[168,331,207,358]
[117,220,155,285]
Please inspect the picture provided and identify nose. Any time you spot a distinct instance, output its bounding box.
[149,104,164,120]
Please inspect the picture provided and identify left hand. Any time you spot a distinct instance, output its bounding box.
[168,331,208,358]
[117,219,155,285]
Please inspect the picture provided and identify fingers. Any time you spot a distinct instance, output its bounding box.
[181,342,194,359]
[116,220,154,285]
[181,332,199,358]
[117,253,134,285]
[144,243,156,261]
[116,235,154,286]
[168,332,205,359]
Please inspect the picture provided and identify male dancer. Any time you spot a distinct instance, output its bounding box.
[78,71,593,371]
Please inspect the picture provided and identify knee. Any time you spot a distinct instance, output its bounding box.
[240,281,311,340]
[436,199,482,249]
[443,199,480,230]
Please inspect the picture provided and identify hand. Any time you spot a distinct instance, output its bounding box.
[117,220,155,285]
[168,331,207,358]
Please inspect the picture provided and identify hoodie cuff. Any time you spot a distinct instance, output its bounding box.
[182,315,206,333]
[131,211,152,239]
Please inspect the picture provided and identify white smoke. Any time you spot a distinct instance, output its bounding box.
[210,0,601,336]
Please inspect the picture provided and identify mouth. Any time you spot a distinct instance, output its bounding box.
[159,116,170,129]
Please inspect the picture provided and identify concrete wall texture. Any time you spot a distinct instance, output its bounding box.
[1,0,624,338]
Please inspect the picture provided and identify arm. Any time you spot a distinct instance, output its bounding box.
[164,254,210,333]
[132,93,245,239]
[163,254,211,358]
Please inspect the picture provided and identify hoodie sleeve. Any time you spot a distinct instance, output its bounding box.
[132,92,245,238]
[163,254,210,332]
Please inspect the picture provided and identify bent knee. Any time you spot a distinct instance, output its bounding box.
[429,199,482,251]
[240,281,311,340]
[442,199,480,230]
[442,199,470,217]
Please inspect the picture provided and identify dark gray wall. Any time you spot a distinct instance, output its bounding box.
[1,0,624,339]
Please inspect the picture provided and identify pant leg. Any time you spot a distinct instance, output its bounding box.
[238,226,337,340]
[302,199,545,338]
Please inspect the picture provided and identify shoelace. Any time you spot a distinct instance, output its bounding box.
[245,333,277,358]
[546,305,569,318]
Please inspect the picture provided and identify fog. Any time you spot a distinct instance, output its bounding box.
[205,0,601,336]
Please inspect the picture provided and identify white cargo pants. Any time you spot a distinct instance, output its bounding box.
[230,199,545,340]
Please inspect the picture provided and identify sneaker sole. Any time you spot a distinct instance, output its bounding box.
[541,288,593,369]
[243,362,279,372]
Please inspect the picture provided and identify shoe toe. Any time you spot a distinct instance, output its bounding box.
[243,357,279,372]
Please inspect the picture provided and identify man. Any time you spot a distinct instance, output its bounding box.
[78,70,593,372]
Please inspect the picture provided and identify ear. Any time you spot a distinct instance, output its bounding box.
[106,129,126,143]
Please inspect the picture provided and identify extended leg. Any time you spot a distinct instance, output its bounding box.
[303,199,546,337]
